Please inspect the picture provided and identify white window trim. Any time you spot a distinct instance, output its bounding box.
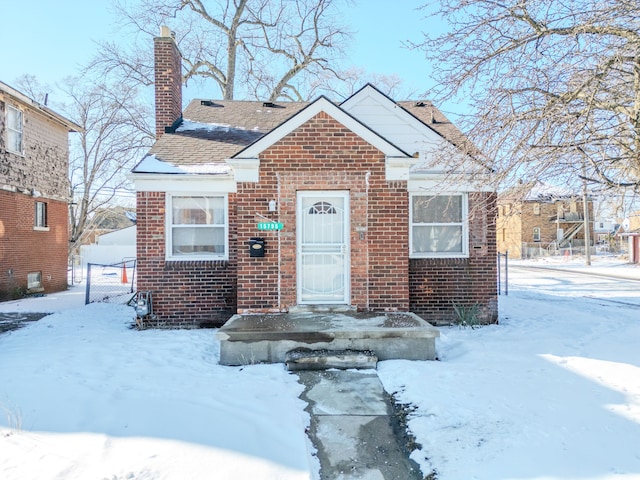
[165,193,229,261]
[409,192,469,259]
[27,272,42,289]
[34,201,49,231]
[533,227,541,242]
[6,105,24,155]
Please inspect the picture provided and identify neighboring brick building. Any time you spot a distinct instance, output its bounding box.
[497,183,594,259]
[0,81,81,300]
[130,28,497,327]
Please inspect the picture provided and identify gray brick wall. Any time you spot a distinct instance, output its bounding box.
[0,98,70,201]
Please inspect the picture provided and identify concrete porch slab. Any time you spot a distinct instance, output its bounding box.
[216,310,439,365]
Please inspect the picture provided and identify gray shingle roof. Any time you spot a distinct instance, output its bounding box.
[135,96,476,173]
[397,101,481,158]
[183,100,309,131]
[141,100,310,169]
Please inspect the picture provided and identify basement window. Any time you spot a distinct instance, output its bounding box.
[27,272,42,290]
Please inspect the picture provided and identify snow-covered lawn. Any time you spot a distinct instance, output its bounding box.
[1,256,639,480]
[0,301,312,480]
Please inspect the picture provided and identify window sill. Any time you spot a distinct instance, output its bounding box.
[410,253,470,259]
[33,226,50,232]
[164,258,230,270]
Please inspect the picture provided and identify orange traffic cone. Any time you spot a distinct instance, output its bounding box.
[121,264,128,284]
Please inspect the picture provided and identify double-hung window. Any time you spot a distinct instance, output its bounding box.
[533,227,541,242]
[167,195,228,260]
[34,201,47,229]
[6,105,23,154]
[410,193,468,257]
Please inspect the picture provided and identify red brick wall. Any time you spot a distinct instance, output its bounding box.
[409,192,498,324]
[154,34,182,139]
[135,191,237,326]
[136,113,497,325]
[0,190,68,300]
[236,112,409,313]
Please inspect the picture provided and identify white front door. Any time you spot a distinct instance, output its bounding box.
[297,191,350,304]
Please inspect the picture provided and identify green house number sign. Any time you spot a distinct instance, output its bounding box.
[257,222,284,230]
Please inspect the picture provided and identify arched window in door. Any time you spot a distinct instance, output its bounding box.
[308,201,336,214]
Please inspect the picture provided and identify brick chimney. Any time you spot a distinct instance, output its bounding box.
[154,26,182,138]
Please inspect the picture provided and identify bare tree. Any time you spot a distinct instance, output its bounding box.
[61,76,153,252]
[15,74,153,254]
[308,66,416,101]
[415,0,640,195]
[92,0,351,101]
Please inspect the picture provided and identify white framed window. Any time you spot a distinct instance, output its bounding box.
[34,201,48,229]
[533,203,540,215]
[410,193,468,258]
[166,194,228,261]
[533,227,541,242]
[27,272,42,289]
[6,105,23,154]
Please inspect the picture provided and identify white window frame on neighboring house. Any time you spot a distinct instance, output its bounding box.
[410,193,469,258]
[533,203,541,215]
[165,194,228,261]
[6,105,24,155]
[533,226,541,242]
[34,201,48,230]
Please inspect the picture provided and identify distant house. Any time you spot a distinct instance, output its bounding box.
[79,225,137,267]
[497,183,594,259]
[623,212,640,264]
[129,28,498,327]
[0,81,81,300]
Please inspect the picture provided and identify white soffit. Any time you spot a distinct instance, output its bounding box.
[408,174,495,193]
[131,174,237,193]
[341,85,444,151]
[233,96,409,159]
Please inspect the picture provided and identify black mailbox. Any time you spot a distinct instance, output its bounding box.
[249,237,265,257]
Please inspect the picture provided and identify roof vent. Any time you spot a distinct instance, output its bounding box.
[201,100,222,107]
[262,102,284,108]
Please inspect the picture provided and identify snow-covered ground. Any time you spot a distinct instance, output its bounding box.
[1,255,639,480]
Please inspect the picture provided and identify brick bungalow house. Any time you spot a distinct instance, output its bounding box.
[0,80,81,300]
[130,28,497,327]
[497,182,595,259]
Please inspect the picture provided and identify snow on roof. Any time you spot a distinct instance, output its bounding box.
[524,182,574,201]
[178,118,262,133]
[133,154,231,175]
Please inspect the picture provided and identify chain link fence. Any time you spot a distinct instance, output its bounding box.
[85,259,137,305]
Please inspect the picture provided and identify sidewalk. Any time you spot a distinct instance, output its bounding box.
[296,369,423,480]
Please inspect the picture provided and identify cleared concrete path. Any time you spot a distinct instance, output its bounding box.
[296,370,423,480]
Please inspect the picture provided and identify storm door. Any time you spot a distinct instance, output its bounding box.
[297,191,350,304]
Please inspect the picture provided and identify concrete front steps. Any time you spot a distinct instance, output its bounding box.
[285,348,378,371]
[217,310,439,366]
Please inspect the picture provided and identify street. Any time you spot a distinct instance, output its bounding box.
[509,264,640,309]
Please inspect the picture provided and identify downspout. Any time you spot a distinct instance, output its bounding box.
[365,171,371,310]
[276,172,282,311]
